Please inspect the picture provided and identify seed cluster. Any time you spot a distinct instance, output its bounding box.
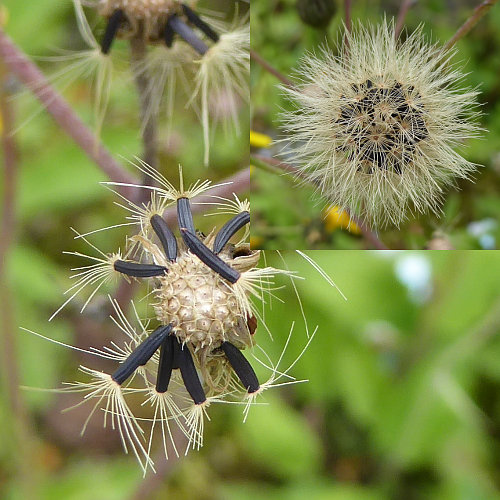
[154,247,257,351]
[98,0,183,20]
[335,79,429,175]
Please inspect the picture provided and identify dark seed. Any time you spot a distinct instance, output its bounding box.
[176,197,195,235]
[164,22,174,47]
[112,324,172,385]
[182,4,219,42]
[213,211,250,254]
[175,339,206,405]
[150,214,178,261]
[114,260,167,278]
[167,14,208,55]
[180,229,240,283]
[156,335,175,393]
[221,341,260,393]
[101,9,124,55]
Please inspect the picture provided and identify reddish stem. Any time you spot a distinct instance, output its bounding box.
[0,28,138,198]
[344,0,352,33]
[444,0,499,51]
[252,155,389,250]
[251,49,295,88]
[395,0,417,39]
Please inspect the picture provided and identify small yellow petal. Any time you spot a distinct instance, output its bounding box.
[250,130,272,149]
[324,206,361,235]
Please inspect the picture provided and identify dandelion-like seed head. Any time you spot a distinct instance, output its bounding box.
[31,166,319,470]
[282,20,481,227]
[72,1,249,164]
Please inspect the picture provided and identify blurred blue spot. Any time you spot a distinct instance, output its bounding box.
[468,218,497,249]
[394,254,432,304]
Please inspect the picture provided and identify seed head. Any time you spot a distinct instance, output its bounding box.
[154,235,259,351]
[71,0,249,164]
[28,166,320,470]
[282,20,481,227]
[87,0,186,42]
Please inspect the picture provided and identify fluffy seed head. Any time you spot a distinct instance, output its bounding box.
[28,166,325,470]
[282,20,481,227]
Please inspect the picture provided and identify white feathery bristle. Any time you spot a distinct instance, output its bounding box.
[191,23,250,165]
[281,19,481,228]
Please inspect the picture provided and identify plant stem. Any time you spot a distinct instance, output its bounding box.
[130,37,157,189]
[0,28,138,198]
[395,0,417,39]
[128,429,186,500]
[250,49,295,88]
[443,0,499,51]
[0,59,38,498]
[344,0,352,33]
[344,210,389,250]
[251,154,300,176]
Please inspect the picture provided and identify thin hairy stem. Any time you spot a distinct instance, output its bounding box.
[344,210,389,251]
[344,0,352,33]
[0,85,17,268]
[128,429,186,498]
[130,37,158,188]
[0,60,37,498]
[443,0,499,51]
[250,49,295,88]
[252,154,302,177]
[0,61,22,418]
[395,0,417,39]
[0,28,138,198]
[251,155,389,250]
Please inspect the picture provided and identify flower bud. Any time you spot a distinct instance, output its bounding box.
[296,0,336,28]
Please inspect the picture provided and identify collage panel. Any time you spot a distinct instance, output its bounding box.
[251,0,500,250]
[1,1,500,499]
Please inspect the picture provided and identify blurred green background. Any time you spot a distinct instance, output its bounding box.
[251,0,500,249]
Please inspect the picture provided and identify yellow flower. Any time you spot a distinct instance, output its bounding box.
[250,130,272,149]
[324,206,361,234]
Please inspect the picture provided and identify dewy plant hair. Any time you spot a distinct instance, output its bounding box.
[281,20,481,228]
